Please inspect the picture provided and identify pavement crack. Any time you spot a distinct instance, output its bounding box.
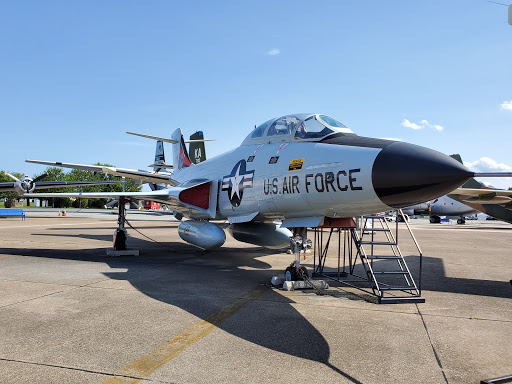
[0,357,175,383]
[416,304,449,384]
[0,288,76,310]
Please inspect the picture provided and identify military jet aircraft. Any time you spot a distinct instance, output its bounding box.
[26,113,510,259]
[448,179,512,224]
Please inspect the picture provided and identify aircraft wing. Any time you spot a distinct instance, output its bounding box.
[0,182,17,190]
[449,188,512,205]
[26,160,174,185]
[24,179,218,219]
[0,180,123,193]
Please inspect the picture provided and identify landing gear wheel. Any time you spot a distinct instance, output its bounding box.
[457,218,465,225]
[299,266,309,279]
[430,216,440,224]
[285,266,298,281]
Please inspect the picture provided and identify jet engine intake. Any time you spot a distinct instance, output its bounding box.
[178,220,226,250]
[228,222,292,249]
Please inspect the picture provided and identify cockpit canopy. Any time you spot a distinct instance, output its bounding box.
[241,114,354,146]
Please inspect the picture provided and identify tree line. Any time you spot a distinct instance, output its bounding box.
[0,164,141,208]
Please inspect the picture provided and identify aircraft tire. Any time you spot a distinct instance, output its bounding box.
[285,266,298,281]
[430,216,440,224]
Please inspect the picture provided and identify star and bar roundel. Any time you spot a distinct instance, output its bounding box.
[222,160,254,207]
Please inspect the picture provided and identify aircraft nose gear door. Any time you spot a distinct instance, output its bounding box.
[285,227,311,281]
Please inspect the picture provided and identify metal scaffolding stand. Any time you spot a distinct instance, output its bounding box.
[312,210,424,304]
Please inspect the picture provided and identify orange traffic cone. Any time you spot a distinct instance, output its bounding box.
[58,210,61,216]
[63,210,67,217]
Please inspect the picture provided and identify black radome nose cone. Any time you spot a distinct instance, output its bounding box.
[372,142,474,208]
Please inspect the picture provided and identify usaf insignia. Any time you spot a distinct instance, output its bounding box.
[222,160,255,207]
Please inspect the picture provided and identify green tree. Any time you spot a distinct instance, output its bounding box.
[2,165,143,208]
[36,167,72,208]
[0,170,25,207]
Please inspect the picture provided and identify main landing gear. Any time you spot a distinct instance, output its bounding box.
[429,215,466,224]
[107,197,139,256]
[429,215,441,224]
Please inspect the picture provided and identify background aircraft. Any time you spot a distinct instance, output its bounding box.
[0,171,122,200]
[401,195,478,224]
[399,154,512,224]
[449,178,512,224]
[25,113,511,265]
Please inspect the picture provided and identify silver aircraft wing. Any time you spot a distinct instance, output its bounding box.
[0,179,122,193]
[25,179,218,219]
[34,180,124,189]
[26,159,174,185]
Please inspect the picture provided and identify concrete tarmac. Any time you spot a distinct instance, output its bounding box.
[0,209,510,384]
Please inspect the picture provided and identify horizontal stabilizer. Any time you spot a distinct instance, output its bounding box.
[127,131,215,143]
[148,163,174,169]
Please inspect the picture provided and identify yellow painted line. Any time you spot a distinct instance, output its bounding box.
[101,287,265,384]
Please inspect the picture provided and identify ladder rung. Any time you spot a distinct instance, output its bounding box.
[365,256,402,260]
[363,228,391,232]
[360,241,397,246]
[379,286,416,291]
[373,271,409,275]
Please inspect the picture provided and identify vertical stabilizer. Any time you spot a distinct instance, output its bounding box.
[189,131,207,164]
[153,140,165,172]
[171,128,192,170]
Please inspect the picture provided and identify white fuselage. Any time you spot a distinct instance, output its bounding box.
[170,141,390,221]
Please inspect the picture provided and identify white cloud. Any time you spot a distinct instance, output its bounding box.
[267,48,280,56]
[464,157,512,190]
[401,119,422,130]
[500,100,512,111]
[401,119,444,132]
[465,157,512,173]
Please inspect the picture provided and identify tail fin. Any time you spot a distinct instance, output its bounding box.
[450,154,486,189]
[171,128,192,171]
[150,141,166,191]
[153,140,165,172]
[189,131,207,164]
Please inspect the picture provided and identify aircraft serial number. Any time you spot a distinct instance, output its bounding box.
[263,169,362,195]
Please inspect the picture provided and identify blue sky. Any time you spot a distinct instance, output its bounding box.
[1,1,511,188]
